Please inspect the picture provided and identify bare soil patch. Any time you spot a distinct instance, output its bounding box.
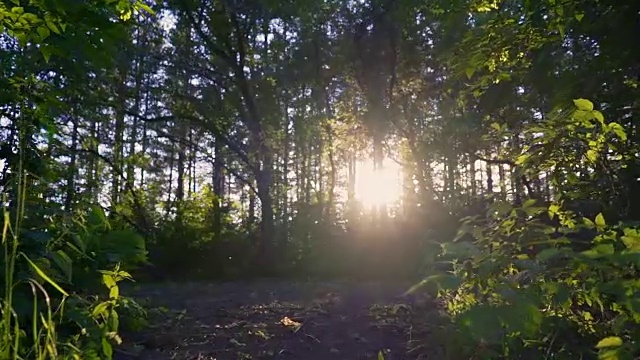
[116,280,437,360]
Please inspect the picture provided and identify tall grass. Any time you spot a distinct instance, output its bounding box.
[1,118,65,360]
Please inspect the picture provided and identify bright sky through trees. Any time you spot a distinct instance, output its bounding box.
[355,158,402,208]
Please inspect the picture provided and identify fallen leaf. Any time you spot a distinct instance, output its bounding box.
[280,316,302,327]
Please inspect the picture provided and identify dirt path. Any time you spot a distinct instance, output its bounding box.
[116,280,437,360]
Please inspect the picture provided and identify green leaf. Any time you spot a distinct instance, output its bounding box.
[536,248,560,261]
[457,306,503,343]
[608,122,627,140]
[515,153,529,165]
[598,348,621,360]
[503,301,543,336]
[592,110,605,124]
[575,13,585,21]
[586,149,598,162]
[378,351,385,360]
[92,301,110,318]
[596,336,623,349]
[102,337,113,358]
[39,45,53,62]
[21,253,69,296]
[582,244,614,259]
[548,203,560,219]
[44,15,61,34]
[522,198,536,208]
[103,273,116,289]
[465,67,475,79]
[621,228,640,251]
[595,213,606,228]
[109,284,119,299]
[36,26,50,40]
[50,250,73,282]
[583,217,596,229]
[574,98,594,111]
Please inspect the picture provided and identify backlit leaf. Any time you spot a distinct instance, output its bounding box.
[608,122,627,140]
[596,336,623,349]
[516,153,529,165]
[102,338,113,358]
[21,253,69,296]
[574,98,594,111]
[595,213,606,228]
[548,203,560,219]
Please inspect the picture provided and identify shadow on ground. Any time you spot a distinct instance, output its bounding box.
[116,280,439,360]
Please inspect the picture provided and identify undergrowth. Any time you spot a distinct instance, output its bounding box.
[1,141,148,359]
[406,100,640,359]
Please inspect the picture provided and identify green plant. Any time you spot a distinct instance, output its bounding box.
[412,100,639,359]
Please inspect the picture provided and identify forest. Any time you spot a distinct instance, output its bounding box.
[1,0,639,359]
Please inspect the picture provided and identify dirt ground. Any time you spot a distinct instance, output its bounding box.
[115,280,439,360]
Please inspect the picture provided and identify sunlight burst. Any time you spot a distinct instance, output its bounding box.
[355,159,403,208]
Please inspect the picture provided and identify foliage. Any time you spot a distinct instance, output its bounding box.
[1,202,148,359]
[414,100,639,359]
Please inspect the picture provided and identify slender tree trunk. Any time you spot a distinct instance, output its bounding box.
[165,146,175,217]
[65,114,79,212]
[112,72,127,206]
[213,136,224,237]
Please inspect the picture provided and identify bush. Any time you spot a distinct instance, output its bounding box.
[1,204,148,359]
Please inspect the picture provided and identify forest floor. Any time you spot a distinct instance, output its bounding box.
[116,280,439,360]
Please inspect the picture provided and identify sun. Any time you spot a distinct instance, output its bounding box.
[355,159,403,208]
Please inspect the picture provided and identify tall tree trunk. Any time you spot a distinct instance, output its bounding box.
[112,72,127,206]
[65,113,79,212]
[213,136,224,237]
[165,146,175,217]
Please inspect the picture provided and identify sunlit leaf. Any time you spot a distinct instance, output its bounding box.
[574,98,594,111]
[592,110,605,124]
[621,228,640,251]
[102,337,113,358]
[548,203,560,219]
[574,219,590,231]
[582,244,614,259]
[21,253,69,296]
[515,154,529,165]
[92,301,110,318]
[575,12,585,21]
[44,14,60,34]
[596,336,623,349]
[608,122,627,140]
[595,213,606,228]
